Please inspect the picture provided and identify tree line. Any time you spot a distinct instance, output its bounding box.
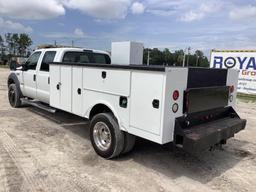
[143,48,209,67]
[0,32,209,68]
[0,33,32,64]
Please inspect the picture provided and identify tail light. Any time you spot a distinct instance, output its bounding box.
[173,90,179,101]
[172,103,179,113]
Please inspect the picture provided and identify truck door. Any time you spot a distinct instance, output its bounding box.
[36,51,57,104]
[22,51,42,99]
[72,67,83,116]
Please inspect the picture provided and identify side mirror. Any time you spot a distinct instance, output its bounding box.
[9,61,17,71]
[21,63,28,71]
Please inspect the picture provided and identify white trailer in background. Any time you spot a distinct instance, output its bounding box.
[7,42,246,159]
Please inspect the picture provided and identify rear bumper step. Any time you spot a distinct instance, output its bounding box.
[174,111,246,152]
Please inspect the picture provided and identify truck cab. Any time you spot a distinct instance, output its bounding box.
[9,47,111,104]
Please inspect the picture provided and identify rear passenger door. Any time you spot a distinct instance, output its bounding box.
[36,51,56,104]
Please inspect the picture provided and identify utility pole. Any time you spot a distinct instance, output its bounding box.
[196,55,199,67]
[186,47,191,67]
[147,49,150,66]
[54,40,57,46]
[71,40,74,47]
[182,50,186,67]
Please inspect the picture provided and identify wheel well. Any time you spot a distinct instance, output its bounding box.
[89,104,113,120]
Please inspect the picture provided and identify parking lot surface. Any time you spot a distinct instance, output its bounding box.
[0,68,256,192]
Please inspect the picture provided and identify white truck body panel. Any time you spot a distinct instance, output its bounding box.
[49,64,201,144]
[161,68,188,144]
[226,69,239,107]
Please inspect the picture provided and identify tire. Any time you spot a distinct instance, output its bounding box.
[122,133,136,154]
[90,113,124,159]
[8,84,22,108]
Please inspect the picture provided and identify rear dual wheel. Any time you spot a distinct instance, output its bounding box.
[90,113,135,159]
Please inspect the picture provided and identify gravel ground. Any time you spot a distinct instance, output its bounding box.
[0,68,256,192]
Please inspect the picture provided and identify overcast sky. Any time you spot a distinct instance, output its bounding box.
[0,0,255,54]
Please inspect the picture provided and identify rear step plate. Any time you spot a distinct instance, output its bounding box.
[176,117,246,152]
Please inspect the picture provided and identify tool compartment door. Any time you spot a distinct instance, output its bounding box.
[130,72,164,135]
[72,67,83,116]
[50,65,60,108]
[60,66,72,112]
[84,68,130,96]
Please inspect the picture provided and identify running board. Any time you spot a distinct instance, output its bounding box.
[21,98,56,113]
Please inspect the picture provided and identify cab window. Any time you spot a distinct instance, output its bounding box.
[25,52,41,70]
[94,53,111,64]
[40,51,56,72]
[62,51,110,64]
[63,52,91,63]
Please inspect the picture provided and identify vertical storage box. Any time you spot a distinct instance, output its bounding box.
[111,41,144,65]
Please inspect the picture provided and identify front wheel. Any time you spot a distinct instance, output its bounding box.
[90,113,124,159]
[8,84,22,108]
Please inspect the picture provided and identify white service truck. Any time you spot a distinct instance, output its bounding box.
[7,43,246,159]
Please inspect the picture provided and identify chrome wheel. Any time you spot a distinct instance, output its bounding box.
[93,122,112,151]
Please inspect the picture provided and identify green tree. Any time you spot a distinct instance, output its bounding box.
[5,33,14,55]
[18,33,32,56]
[173,50,184,66]
[0,35,3,63]
[0,35,4,56]
[143,47,209,67]
[163,48,173,66]
[12,33,19,55]
[150,48,164,65]
[195,50,204,58]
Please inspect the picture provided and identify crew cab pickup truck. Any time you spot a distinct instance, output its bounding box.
[7,47,246,159]
[8,47,110,105]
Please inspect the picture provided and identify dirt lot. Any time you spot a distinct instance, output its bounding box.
[0,68,256,192]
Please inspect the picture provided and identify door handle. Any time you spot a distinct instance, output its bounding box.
[33,74,36,81]
[102,71,107,79]
[152,99,160,109]
[56,83,61,90]
[77,88,81,95]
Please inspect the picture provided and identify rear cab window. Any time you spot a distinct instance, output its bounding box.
[62,51,110,64]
